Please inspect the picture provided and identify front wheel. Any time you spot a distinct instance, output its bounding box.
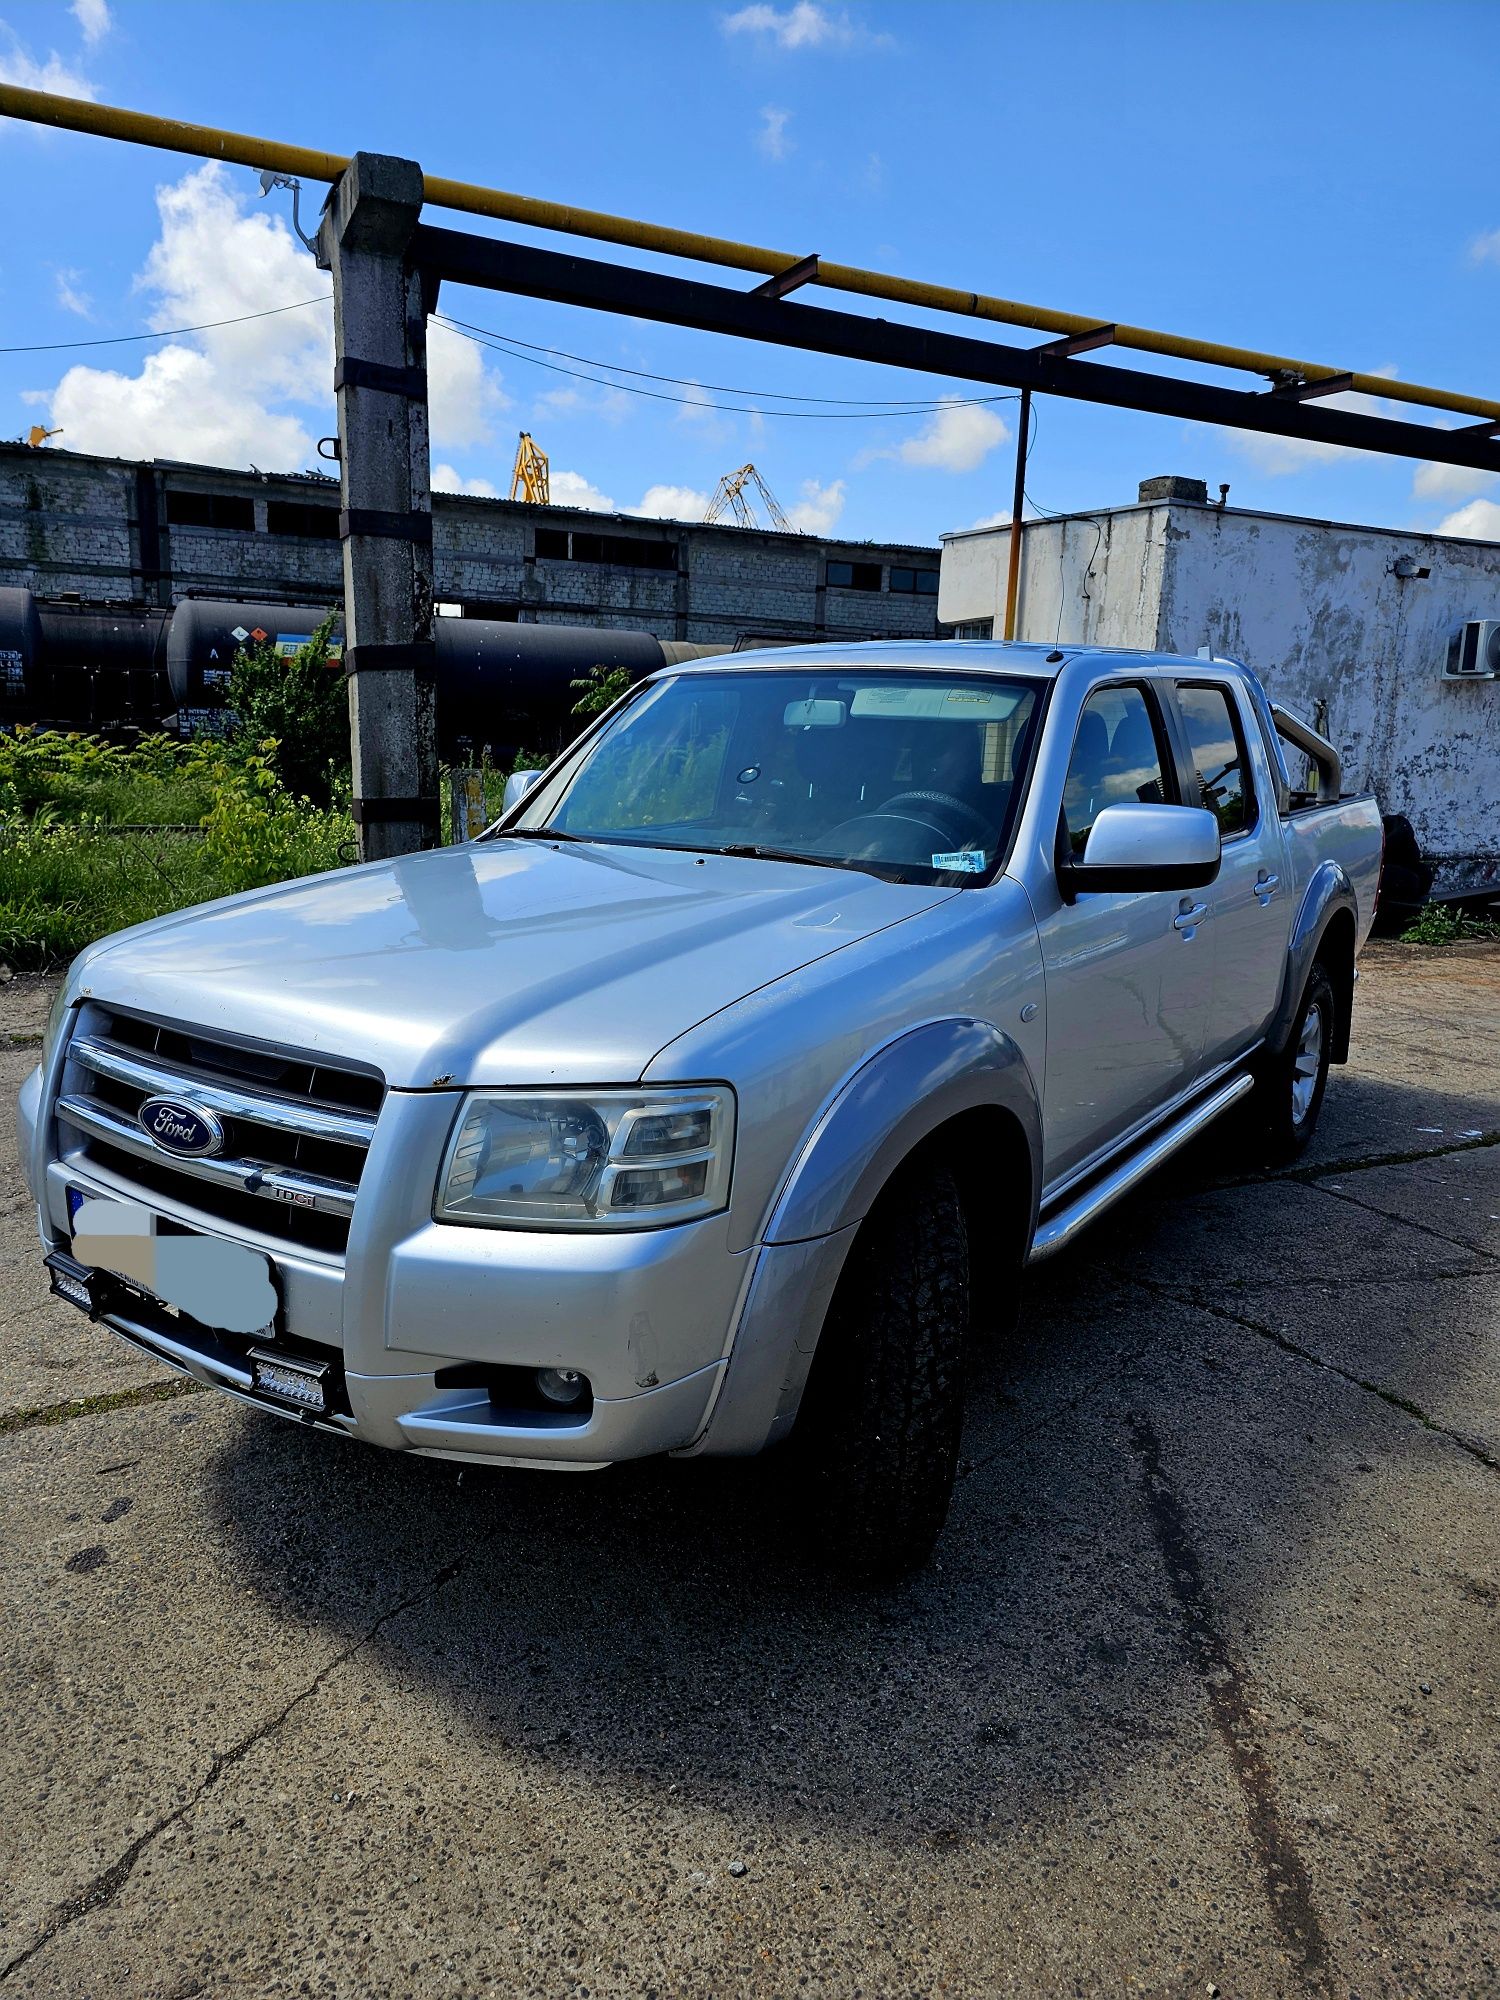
[1254,962,1335,1164]
[796,1160,970,1578]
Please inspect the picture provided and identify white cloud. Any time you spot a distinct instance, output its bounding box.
[785,476,846,533]
[54,267,91,318]
[32,346,314,468]
[432,464,500,498]
[535,382,631,426]
[756,105,794,161]
[1436,498,1500,541]
[0,24,97,97]
[722,3,892,51]
[968,510,1012,531]
[631,483,710,521]
[1469,229,1500,266]
[672,380,733,445]
[428,319,508,450]
[1412,460,1499,504]
[24,160,505,471]
[70,0,111,47]
[867,398,1011,474]
[549,469,615,512]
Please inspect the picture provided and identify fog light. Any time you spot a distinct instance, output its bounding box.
[536,1366,586,1407]
[250,1348,329,1414]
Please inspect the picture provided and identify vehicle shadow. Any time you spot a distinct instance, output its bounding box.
[204,1066,1495,1848]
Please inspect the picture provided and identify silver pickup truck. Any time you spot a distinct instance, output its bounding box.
[17,641,1382,1572]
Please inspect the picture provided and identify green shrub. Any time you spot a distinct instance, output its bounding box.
[0,725,354,970]
[570,664,636,718]
[1400,901,1500,946]
[227,616,350,807]
[201,746,353,888]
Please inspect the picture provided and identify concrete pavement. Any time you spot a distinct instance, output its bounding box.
[3,944,1496,1997]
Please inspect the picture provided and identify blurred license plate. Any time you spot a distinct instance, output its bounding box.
[70,1195,278,1337]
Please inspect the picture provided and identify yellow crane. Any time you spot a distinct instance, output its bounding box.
[24,424,63,448]
[509,431,551,504]
[703,463,792,533]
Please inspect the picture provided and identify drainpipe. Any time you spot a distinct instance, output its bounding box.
[1002,386,1031,641]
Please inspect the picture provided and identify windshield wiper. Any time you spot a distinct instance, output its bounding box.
[490,825,590,843]
[712,843,909,882]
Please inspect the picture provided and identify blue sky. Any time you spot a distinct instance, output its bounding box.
[3,0,1499,547]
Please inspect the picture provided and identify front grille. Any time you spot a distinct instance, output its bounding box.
[54,1005,384,1256]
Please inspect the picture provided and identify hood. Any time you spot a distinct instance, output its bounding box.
[75,838,952,1088]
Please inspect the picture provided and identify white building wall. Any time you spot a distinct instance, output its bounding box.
[939,500,1500,889]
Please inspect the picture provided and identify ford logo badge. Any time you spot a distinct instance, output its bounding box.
[137,1095,226,1159]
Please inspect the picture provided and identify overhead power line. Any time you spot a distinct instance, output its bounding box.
[0,295,331,356]
[437,313,1014,410]
[3,293,1015,426]
[432,313,1018,422]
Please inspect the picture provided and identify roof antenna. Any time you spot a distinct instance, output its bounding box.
[1214,483,1230,510]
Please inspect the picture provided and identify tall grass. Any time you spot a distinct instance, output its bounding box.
[0,729,353,970]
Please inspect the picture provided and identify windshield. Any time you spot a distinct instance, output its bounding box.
[507,667,1041,884]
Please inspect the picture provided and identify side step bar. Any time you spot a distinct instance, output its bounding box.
[1027,1073,1255,1265]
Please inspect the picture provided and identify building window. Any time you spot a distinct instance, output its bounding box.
[571,532,676,570]
[889,566,940,594]
[534,527,675,569]
[954,620,993,639]
[458,600,520,622]
[166,490,254,531]
[265,500,339,539]
[826,559,882,592]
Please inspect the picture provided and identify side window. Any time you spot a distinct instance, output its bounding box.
[1062,685,1168,856]
[1177,684,1252,837]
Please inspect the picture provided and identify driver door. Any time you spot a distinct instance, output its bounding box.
[1033,682,1214,1188]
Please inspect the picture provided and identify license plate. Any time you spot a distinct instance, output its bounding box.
[70,1196,278,1337]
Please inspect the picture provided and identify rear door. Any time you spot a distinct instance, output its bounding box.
[1034,679,1214,1187]
[1171,678,1294,1069]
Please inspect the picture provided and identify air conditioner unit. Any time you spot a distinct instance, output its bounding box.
[1444,620,1500,679]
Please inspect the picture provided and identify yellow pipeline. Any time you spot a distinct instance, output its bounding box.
[6,81,1498,424]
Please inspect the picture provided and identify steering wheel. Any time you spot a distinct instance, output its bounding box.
[874,789,990,844]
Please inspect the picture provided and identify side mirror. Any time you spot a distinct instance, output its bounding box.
[501,769,543,814]
[1059,802,1221,899]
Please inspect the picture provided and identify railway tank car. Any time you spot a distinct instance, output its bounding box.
[1,589,729,753]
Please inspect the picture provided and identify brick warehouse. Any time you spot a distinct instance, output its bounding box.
[0,442,944,646]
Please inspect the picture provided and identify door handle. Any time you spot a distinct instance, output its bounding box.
[1173,902,1209,935]
[1255,871,1280,905]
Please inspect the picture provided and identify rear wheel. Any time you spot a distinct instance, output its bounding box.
[797,1160,970,1577]
[1255,962,1335,1163]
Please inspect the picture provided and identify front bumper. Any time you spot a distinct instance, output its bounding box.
[43,1248,724,1468]
[33,1082,755,1468]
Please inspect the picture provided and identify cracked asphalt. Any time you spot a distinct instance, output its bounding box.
[3,942,1497,1998]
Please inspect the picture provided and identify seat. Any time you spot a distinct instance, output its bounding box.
[1063,709,1112,847]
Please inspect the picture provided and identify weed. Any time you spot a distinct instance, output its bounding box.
[1400,901,1500,946]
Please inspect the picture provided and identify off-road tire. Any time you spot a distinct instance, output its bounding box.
[799,1161,970,1577]
[1255,961,1335,1164]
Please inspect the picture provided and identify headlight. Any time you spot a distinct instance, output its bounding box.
[41,985,71,1069]
[434,1087,735,1230]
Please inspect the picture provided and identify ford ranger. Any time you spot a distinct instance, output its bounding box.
[16,642,1382,1572]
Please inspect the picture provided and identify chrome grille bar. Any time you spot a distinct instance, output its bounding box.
[55,1095,358,1218]
[69,1035,375,1149]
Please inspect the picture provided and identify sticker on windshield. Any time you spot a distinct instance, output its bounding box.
[850,686,1023,721]
[932,849,987,873]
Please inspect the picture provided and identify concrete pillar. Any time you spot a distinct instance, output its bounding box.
[316,153,439,861]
